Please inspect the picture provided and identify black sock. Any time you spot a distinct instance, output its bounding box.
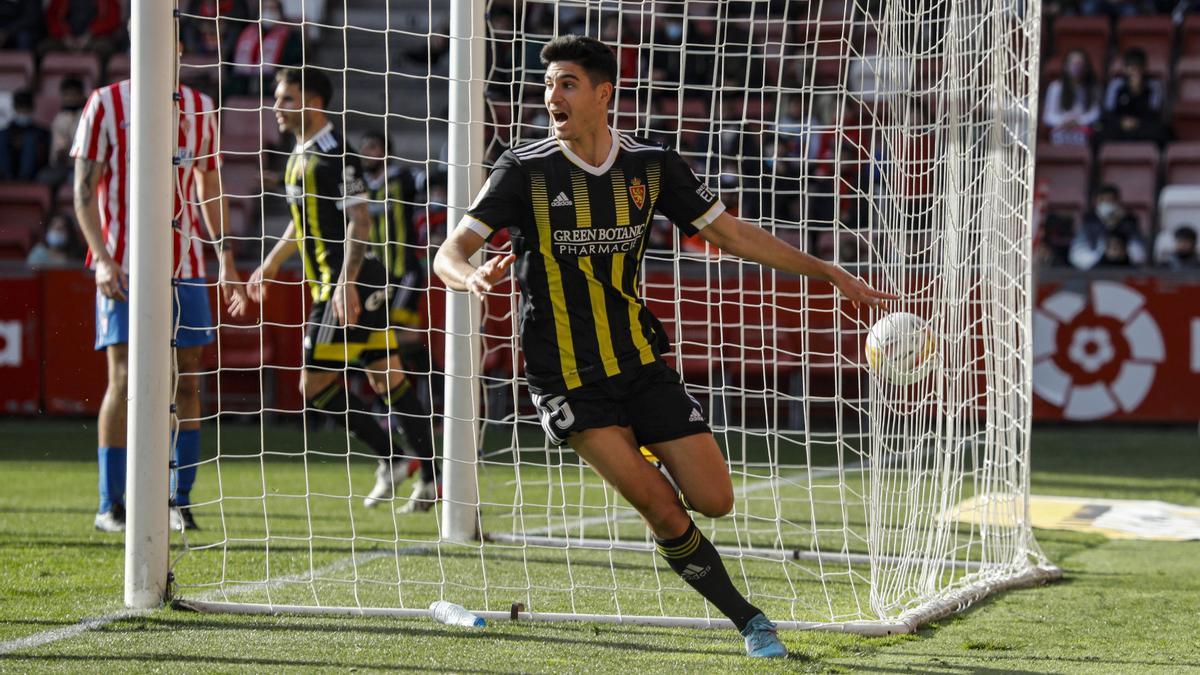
[385,379,436,483]
[656,521,761,632]
[310,382,396,459]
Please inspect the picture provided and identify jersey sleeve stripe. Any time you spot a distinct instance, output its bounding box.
[459,214,493,238]
[690,201,726,230]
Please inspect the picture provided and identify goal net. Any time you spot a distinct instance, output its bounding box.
[165,0,1059,633]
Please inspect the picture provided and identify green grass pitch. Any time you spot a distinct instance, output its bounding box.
[1,420,1197,673]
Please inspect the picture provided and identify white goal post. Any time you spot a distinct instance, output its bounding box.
[127,0,1061,634]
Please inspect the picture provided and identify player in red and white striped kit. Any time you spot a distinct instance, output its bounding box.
[72,72,248,532]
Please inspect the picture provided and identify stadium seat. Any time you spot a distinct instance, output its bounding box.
[1114,16,1172,73]
[219,154,266,200]
[33,92,59,127]
[1154,185,1200,261]
[220,96,282,154]
[1098,142,1160,233]
[1173,104,1200,140]
[38,52,100,99]
[1052,15,1110,74]
[1035,144,1091,214]
[1177,56,1200,102]
[0,51,35,92]
[1165,142,1200,186]
[0,183,52,259]
[105,53,130,84]
[1182,14,1200,58]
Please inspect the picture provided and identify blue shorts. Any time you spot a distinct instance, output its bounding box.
[95,277,215,350]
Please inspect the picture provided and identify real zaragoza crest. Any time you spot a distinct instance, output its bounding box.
[629,177,646,210]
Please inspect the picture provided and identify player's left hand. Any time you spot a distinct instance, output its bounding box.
[333,282,360,326]
[221,266,251,318]
[827,265,899,309]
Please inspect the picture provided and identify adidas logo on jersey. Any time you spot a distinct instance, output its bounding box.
[680,563,710,581]
[689,409,704,423]
[551,191,573,207]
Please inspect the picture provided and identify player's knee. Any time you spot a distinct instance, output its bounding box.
[108,364,129,394]
[640,494,690,535]
[692,488,734,519]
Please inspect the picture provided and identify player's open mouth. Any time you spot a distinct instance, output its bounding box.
[551,112,568,124]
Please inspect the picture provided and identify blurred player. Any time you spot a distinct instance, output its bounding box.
[248,67,438,512]
[359,130,437,483]
[72,46,247,532]
[435,36,895,657]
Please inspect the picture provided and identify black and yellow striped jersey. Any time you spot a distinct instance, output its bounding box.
[462,130,724,394]
[365,165,420,283]
[284,123,370,301]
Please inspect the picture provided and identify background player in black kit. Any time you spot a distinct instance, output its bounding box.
[248,67,438,513]
[435,37,897,658]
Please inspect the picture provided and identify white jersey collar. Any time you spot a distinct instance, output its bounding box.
[556,127,620,176]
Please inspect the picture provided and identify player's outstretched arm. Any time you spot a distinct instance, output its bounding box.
[433,225,515,300]
[196,167,249,317]
[246,221,299,305]
[698,211,897,308]
[73,156,127,301]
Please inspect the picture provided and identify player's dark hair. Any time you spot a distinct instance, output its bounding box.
[540,35,617,87]
[361,130,389,147]
[1123,47,1147,70]
[1176,225,1197,243]
[1097,183,1121,200]
[13,89,33,110]
[59,75,85,95]
[276,67,334,108]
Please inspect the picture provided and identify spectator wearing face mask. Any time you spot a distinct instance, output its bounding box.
[1069,184,1148,270]
[38,75,90,186]
[1103,48,1167,144]
[27,211,85,269]
[1043,49,1101,146]
[0,89,51,181]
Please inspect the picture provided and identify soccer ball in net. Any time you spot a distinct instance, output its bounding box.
[864,312,937,386]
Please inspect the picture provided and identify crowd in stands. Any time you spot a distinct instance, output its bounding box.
[2,0,1198,271]
[1037,0,1200,269]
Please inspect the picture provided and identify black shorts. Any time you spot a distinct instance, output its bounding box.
[531,361,710,446]
[304,260,398,369]
[388,267,427,330]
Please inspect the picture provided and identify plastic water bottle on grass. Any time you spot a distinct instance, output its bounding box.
[430,600,486,628]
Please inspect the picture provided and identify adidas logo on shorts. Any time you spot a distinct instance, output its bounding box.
[551,191,573,207]
[680,563,710,580]
[689,408,704,423]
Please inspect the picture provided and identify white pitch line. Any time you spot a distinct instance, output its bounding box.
[0,609,149,655]
[0,546,422,655]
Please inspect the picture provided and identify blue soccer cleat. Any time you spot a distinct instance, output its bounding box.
[741,614,787,658]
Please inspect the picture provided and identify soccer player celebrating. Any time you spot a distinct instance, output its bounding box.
[434,36,895,658]
[359,130,437,481]
[248,68,437,512]
[72,55,247,532]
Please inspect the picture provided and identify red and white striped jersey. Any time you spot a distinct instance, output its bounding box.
[70,80,221,279]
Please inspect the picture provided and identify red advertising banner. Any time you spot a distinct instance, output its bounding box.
[1032,274,1200,422]
[41,269,108,414]
[0,274,42,413]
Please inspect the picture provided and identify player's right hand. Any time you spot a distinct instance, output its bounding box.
[246,266,271,304]
[95,258,128,301]
[466,253,516,299]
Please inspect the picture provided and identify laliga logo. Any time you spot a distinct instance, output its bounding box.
[1032,281,1164,420]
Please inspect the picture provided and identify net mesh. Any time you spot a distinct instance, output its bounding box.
[169,0,1055,630]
